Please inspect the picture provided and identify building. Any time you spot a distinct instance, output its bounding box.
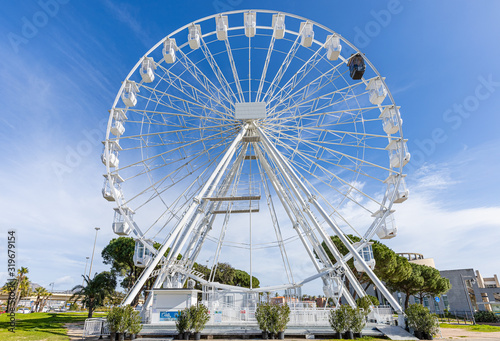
[474,270,500,313]
[398,252,436,268]
[391,253,500,317]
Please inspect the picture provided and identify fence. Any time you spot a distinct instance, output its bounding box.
[83,318,109,338]
[368,306,395,325]
[436,310,476,324]
[205,305,394,326]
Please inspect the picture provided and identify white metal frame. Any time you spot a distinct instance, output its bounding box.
[102,9,410,317]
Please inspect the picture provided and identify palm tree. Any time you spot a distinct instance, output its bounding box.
[13,267,30,309]
[39,290,52,312]
[32,287,52,312]
[34,287,45,312]
[71,272,117,318]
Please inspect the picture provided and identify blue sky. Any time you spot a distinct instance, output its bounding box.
[0,0,499,294]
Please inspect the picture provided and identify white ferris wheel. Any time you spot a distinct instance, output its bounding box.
[102,10,410,314]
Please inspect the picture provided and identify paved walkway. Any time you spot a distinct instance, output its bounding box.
[440,327,500,340]
[65,322,98,341]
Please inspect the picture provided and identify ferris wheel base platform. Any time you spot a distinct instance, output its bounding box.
[139,323,393,338]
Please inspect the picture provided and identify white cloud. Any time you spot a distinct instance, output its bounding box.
[383,160,500,276]
[103,0,153,48]
[54,275,74,288]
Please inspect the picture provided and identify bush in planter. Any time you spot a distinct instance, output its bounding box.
[275,304,291,338]
[329,305,351,338]
[267,304,279,337]
[350,307,367,336]
[256,302,271,338]
[124,305,143,340]
[405,304,439,339]
[474,311,499,323]
[176,309,190,339]
[192,304,210,339]
[107,306,126,341]
[115,308,128,341]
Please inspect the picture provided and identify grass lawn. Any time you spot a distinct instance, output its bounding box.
[440,322,500,332]
[0,312,101,340]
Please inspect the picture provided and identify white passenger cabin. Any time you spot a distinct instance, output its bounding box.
[188,24,201,50]
[384,174,409,203]
[102,173,124,202]
[300,22,314,48]
[244,11,256,38]
[323,277,341,297]
[101,140,122,168]
[353,242,376,272]
[379,105,401,135]
[134,239,154,268]
[216,15,228,40]
[121,80,139,107]
[325,34,341,61]
[272,14,285,39]
[373,209,398,239]
[366,77,387,105]
[112,206,134,236]
[110,108,127,137]
[386,139,410,168]
[140,57,156,83]
[162,38,177,64]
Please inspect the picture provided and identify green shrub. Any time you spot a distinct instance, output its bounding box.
[356,295,379,311]
[351,307,367,333]
[68,302,80,311]
[124,305,142,335]
[192,304,210,333]
[405,303,439,335]
[107,306,126,333]
[275,304,291,332]
[255,302,291,333]
[255,302,270,332]
[175,309,190,334]
[329,305,353,333]
[474,311,499,323]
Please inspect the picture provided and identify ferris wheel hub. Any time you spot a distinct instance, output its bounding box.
[234,101,267,120]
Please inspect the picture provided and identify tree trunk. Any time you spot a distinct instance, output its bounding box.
[88,299,94,318]
[404,292,410,310]
[34,296,40,312]
[40,297,48,312]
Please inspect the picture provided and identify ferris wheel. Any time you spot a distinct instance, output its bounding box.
[102,10,410,313]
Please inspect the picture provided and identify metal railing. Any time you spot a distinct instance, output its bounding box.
[83,318,109,338]
[203,305,394,326]
[368,307,395,325]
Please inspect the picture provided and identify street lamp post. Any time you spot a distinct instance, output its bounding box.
[461,274,476,325]
[88,227,100,278]
[49,282,54,310]
[82,257,90,286]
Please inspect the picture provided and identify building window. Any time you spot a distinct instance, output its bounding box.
[442,295,450,310]
[413,296,420,305]
[433,297,440,313]
[397,292,403,306]
[224,295,234,305]
[423,297,429,308]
